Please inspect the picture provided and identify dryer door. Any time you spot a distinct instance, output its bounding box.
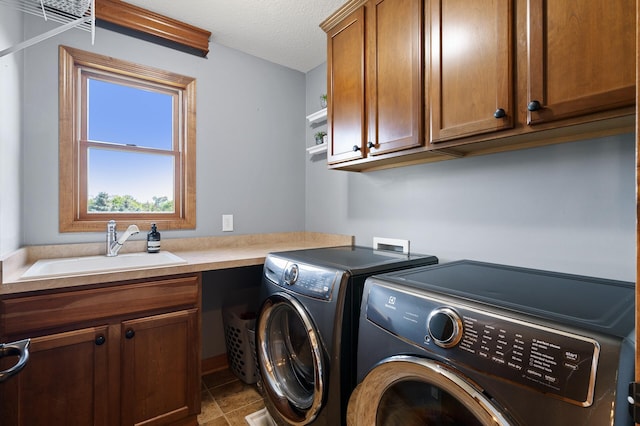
[348,355,513,426]
[256,293,326,425]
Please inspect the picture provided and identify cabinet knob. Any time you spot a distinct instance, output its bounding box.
[95,335,106,346]
[527,100,541,111]
[352,145,361,152]
[125,329,135,339]
[367,141,375,149]
[493,108,506,119]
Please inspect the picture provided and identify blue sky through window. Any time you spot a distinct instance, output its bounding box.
[87,79,175,205]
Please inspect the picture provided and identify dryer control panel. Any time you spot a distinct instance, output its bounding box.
[278,262,340,301]
[365,282,600,407]
[264,255,341,301]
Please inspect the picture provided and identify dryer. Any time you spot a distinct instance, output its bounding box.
[349,260,635,425]
[256,246,438,425]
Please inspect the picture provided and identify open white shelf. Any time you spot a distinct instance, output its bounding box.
[306,108,327,158]
[306,108,327,125]
[306,144,327,156]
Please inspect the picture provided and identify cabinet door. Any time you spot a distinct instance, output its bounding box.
[526,0,635,124]
[0,326,110,426]
[120,308,199,426]
[430,0,513,143]
[327,6,366,164]
[366,0,424,155]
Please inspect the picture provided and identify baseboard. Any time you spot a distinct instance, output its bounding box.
[202,353,229,375]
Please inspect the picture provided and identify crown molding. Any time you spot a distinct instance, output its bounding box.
[96,0,211,57]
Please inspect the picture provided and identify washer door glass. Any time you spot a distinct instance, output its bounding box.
[377,380,483,425]
[257,294,325,424]
[348,355,512,426]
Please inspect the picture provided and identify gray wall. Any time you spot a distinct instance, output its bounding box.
[18,15,306,247]
[0,9,23,258]
[12,15,308,360]
[305,63,636,282]
[4,13,636,285]
[4,11,636,357]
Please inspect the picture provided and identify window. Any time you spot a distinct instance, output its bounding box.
[59,46,196,232]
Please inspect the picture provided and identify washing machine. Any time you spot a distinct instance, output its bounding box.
[255,245,438,425]
[349,260,635,425]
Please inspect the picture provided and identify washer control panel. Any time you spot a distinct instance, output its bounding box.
[276,262,340,301]
[365,282,599,406]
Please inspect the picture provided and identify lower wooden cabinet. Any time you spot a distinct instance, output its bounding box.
[0,326,110,425]
[0,274,202,426]
[121,309,200,426]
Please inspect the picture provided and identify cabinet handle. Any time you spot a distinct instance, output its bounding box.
[125,329,135,339]
[95,335,106,346]
[352,145,361,152]
[0,339,30,382]
[527,100,541,111]
[367,141,375,149]
[493,108,506,119]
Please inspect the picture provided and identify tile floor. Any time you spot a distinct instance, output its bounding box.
[198,368,265,426]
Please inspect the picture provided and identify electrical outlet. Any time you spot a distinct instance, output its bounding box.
[222,214,234,232]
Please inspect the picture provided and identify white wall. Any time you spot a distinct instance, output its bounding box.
[20,15,306,246]
[0,9,24,257]
[305,63,636,282]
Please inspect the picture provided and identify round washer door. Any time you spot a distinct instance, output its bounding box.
[256,293,326,425]
[347,355,513,426]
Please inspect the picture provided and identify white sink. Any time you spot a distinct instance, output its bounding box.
[21,251,187,279]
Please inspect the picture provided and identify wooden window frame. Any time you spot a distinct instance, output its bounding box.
[59,45,196,232]
[77,71,181,220]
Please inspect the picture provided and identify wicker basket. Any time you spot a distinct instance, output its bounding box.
[40,0,90,16]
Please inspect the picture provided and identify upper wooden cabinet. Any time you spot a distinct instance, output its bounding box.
[323,0,635,171]
[429,0,635,150]
[526,0,636,125]
[430,0,514,143]
[366,0,424,156]
[326,6,366,164]
[323,0,445,171]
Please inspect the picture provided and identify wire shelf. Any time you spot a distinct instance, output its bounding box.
[0,0,95,56]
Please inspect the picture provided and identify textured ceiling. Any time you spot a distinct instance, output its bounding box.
[124,0,346,72]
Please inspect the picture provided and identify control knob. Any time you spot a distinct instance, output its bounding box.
[283,263,299,286]
[427,307,463,348]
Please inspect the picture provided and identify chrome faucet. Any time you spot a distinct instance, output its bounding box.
[106,220,140,257]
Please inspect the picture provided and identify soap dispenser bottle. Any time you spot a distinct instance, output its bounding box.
[147,223,161,253]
